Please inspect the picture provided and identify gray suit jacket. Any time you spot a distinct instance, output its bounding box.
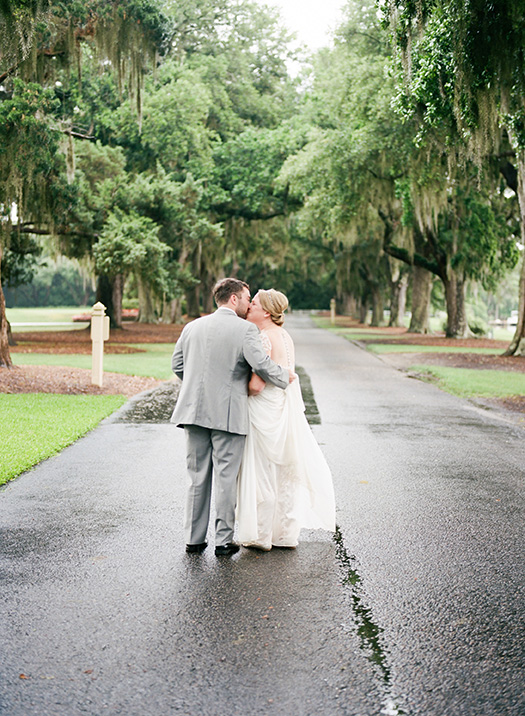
[171,307,289,435]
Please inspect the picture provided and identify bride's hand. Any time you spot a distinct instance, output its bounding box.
[249,373,266,396]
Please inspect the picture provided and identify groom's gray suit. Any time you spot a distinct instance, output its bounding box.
[171,306,289,547]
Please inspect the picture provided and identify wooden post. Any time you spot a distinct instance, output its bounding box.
[91,302,110,387]
[330,297,336,325]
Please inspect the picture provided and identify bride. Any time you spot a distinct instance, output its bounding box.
[236,289,336,550]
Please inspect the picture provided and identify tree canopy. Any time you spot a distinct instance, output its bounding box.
[1,0,524,366]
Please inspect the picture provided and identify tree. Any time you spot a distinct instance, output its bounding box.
[92,208,169,326]
[0,0,169,366]
[278,0,520,336]
[381,171,520,337]
[91,2,302,317]
[384,0,525,354]
[0,81,61,365]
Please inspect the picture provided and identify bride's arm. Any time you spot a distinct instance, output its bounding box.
[248,373,266,396]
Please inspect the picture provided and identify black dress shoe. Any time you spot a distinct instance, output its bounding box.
[215,543,240,556]
[186,542,207,554]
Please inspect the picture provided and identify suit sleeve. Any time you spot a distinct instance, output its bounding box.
[171,332,185,380]
[243,324,289,389]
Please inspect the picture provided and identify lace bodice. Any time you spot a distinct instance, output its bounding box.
[260,330,272,354]
[260,328,294,370]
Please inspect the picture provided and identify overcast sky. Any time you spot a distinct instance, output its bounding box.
[261,0,346,49]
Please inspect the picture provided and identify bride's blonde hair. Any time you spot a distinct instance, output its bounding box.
[258,289,288,326]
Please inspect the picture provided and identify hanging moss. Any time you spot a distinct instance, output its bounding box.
[0,0,169,249]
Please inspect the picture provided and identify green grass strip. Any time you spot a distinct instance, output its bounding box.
[367,344,499,354]
[409,365,525,398]
[338,331,397,341]
[12,344,174,380]
[0,394,126,485]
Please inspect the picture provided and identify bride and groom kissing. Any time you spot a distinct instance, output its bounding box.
[171,277,335,557]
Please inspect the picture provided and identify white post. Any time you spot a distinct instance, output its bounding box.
[330,297,336,325]
[91,302,110,387]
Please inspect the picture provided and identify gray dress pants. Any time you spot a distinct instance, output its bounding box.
[184,425,246,547]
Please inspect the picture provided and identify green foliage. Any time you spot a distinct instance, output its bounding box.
[0,393,126,485]
[384,0,525,150]
[93,207,169,291]
[212,122,306,219]
[2,232,41,287]
[0,80,60,231]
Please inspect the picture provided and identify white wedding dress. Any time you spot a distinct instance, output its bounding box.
[236,330,336,549]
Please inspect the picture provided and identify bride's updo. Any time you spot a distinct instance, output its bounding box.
[258,289,288,326]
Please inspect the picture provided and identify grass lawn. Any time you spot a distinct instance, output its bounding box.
[409,365,525,398]
[3,325,175,485]
[12,343,174,380]
[367,344,499,354]
[336,330,399,341]
[6,306,90,330]
[0,394,127,486]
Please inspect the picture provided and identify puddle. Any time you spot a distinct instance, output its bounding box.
[333,526,407,715]
[296,365,321,425]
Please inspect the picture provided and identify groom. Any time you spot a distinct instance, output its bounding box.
[171,278,293,556]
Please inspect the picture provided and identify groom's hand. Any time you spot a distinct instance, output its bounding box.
[289,371,297,383]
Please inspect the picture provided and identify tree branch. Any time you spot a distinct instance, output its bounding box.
[367,169,404,181]
[52,126,96,141]
[383,242,439,275]
[12,224,95,239]
[377,208,441,276]
[499,160,518,193]
[69,130,96,141]
[0,64,19,84]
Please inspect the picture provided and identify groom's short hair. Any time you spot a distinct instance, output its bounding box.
[213,278,249,306]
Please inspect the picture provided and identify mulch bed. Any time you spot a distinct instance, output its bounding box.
[1,323,182,396]
[0,365,165,397]
[8,322,183,354]
[378,349,525,373]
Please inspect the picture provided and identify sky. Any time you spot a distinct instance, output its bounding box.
[261,0,346,50]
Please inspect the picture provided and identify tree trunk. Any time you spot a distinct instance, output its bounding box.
[184,243,202,318]
[0,246,13,368]
[337,292,359,318]
[409,265,432,334]
[390,274,408,327]
[112,274,124,329]
[359,300,367,324]
[200,265,218,314]
[163,298,183,324]
[503,150,525,356]
[202,279,215,313]
[370,286,383,327]
[7,319,16,346]
[503,253,525,356]
[443,269,468,338]
[96,274,117,328]
[137,277,157,323]
[185,284,201,319]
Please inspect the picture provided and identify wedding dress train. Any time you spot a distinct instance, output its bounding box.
[236,372,336,549]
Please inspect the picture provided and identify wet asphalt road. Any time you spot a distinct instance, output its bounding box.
[1,314,524,716]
